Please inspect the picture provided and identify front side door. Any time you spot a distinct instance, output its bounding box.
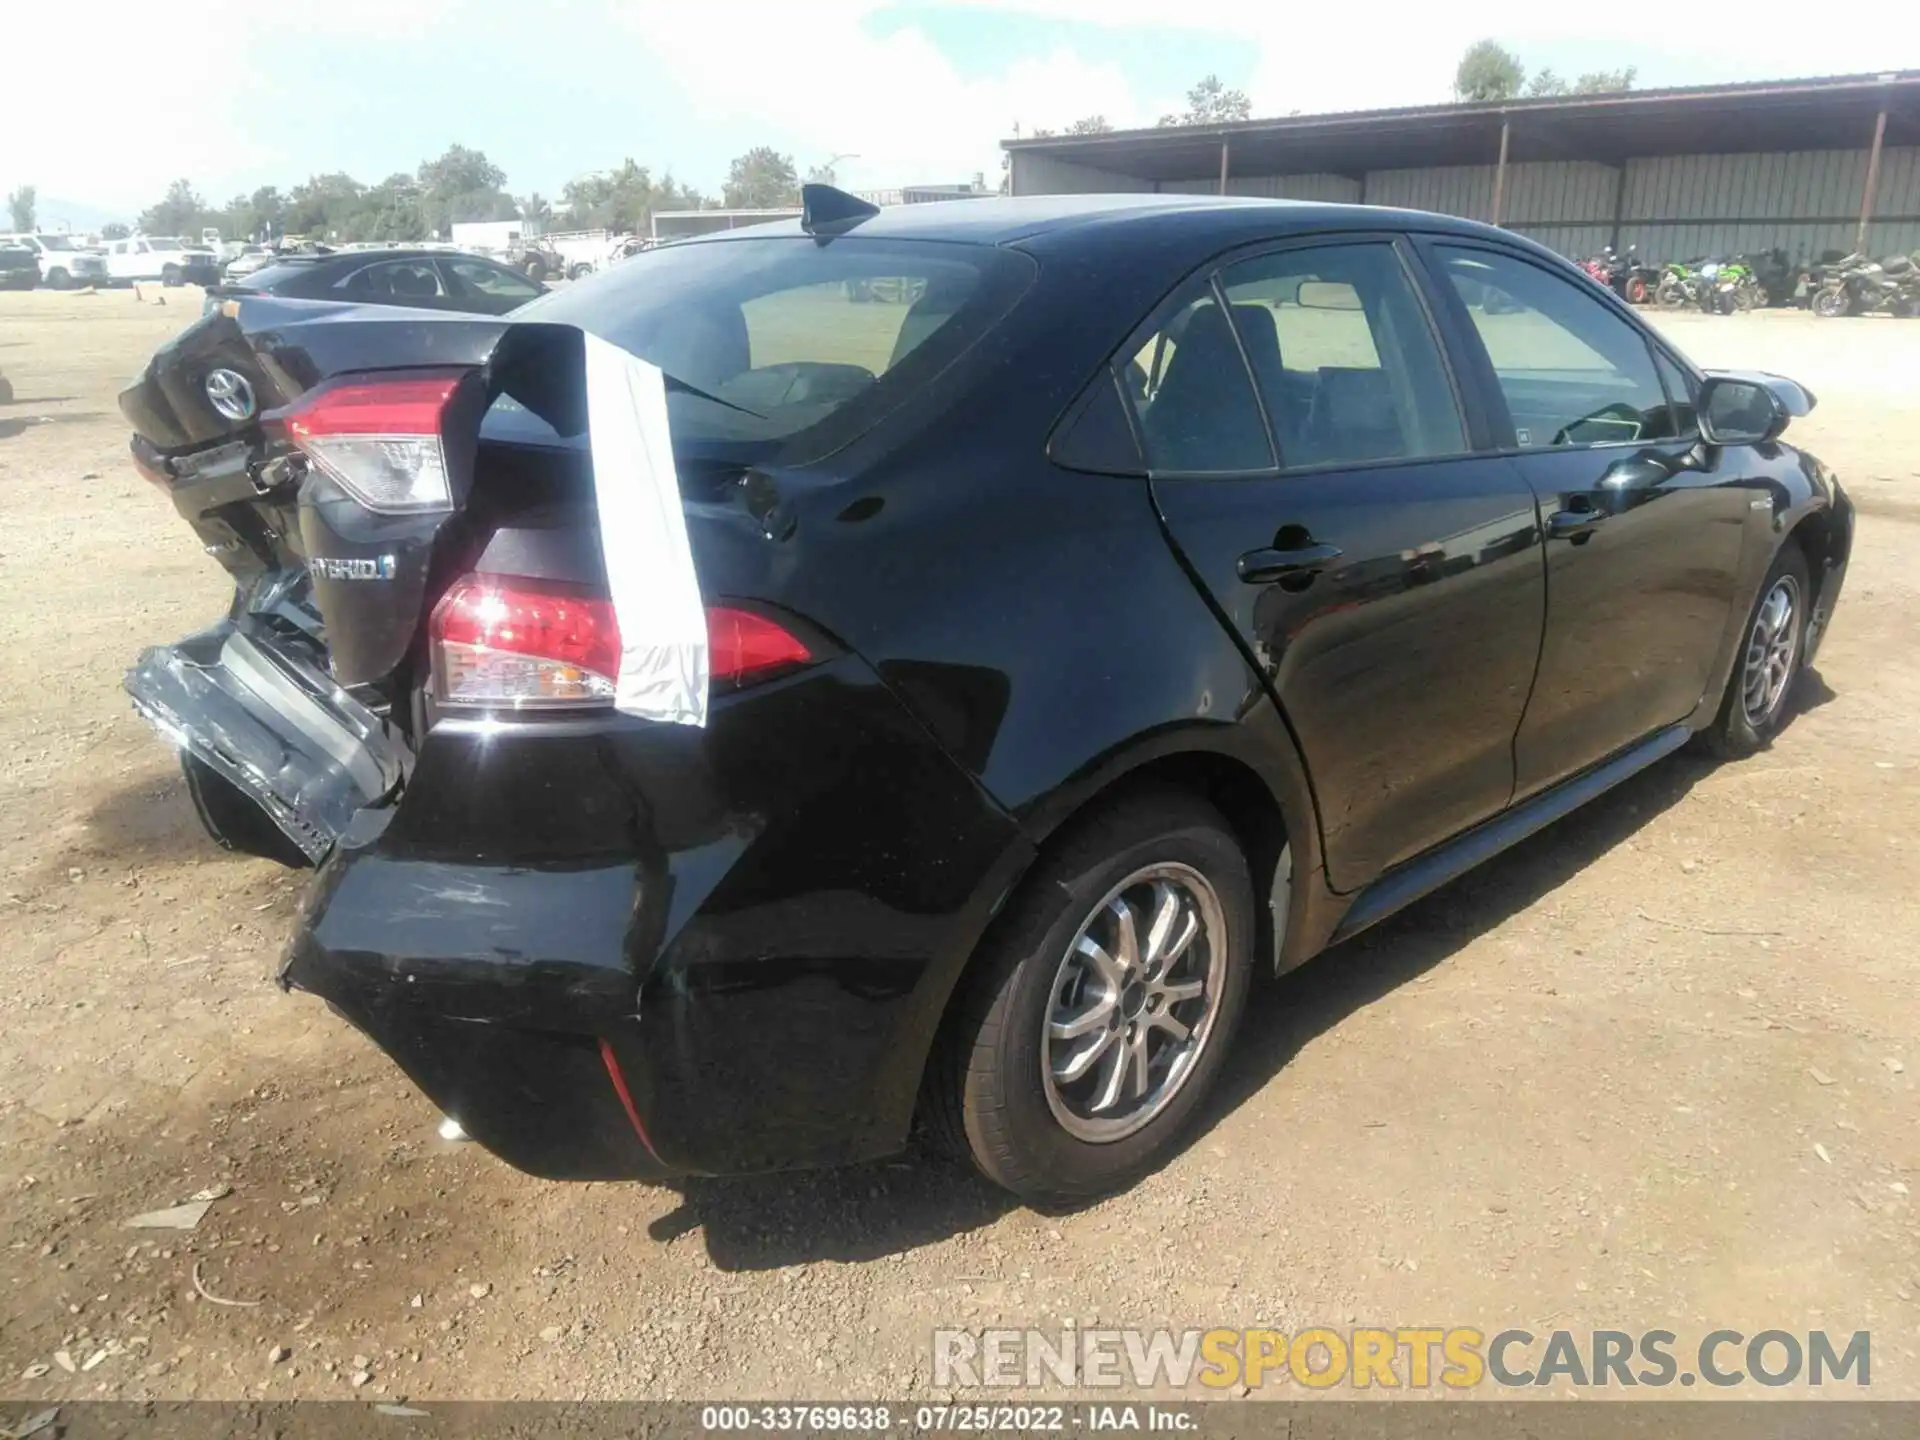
[1421,241,1753,798]
[439,257,545,315]
[1137,238,1546,892]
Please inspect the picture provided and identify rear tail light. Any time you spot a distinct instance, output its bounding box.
[429,574,814,710]
[285,374,462,514]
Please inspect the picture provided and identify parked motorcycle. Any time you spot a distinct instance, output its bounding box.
[1656,259,1742,314]
[1741,248,1797,308]
[1811,252,1920,317]
[1614,246,1660,304]
[1587,245,1656,304]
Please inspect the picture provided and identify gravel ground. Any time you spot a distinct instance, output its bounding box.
[0,289,1916,1405]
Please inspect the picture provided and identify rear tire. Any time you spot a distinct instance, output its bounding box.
[929,789,1255,1207]
[1655,278,1688,310]
[525,259,547,283]
[1811,286,1850,318]
[161,264,182,287]
[1698,543,1811,761]
[47,267,73,290]
[568,262,592,281]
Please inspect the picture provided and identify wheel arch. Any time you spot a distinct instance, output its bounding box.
[1782,500,1850,613]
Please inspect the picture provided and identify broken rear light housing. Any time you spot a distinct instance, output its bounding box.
[285,373,463,514]
[430,574,814,711]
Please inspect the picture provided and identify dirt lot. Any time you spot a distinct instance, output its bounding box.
[0,287,1916,1406]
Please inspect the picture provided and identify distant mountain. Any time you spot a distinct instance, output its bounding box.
[20,196,134,234]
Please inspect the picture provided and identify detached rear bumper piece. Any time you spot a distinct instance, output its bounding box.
[125,621,402,862]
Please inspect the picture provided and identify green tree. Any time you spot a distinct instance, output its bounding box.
[139,179,207,237]
[1523,60,1638,99]
[285,173,366,238]
[417,144,515,235]
[723,147,801,209]
[560,160,705,233]
[7,185,36,232]
[1066,115,1114,134]
[101,222,130,240]
[1454,40,1525,102]
[1572,67,1636,94]
[1157,75,1251,127]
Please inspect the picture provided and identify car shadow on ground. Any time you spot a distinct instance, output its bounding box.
[1198,751,1711,1138]
[64,767,289,883]
[0,393,80,406]
[0,410,107,440]
[662,748,1721,1270]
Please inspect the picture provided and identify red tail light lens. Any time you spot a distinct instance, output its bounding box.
[708,607,813,682]
[429,575,814,710]
[286,374,462,514]
[431,576,622,708]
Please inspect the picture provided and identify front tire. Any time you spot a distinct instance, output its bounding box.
[930,789,1255,1206]
[1699,543,1810,760]
[47,267,73,290]
[161,264,182,287]
[1811,286,1850,318]
[1655,278,1688,310]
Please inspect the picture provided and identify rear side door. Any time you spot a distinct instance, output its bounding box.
[1134,237,1545,892]
[1419,241,1752,798]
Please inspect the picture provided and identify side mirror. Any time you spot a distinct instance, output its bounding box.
[1698,374,1805,445]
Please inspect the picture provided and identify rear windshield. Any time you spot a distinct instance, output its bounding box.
[230,261,321,291]
[508,236,1035,462]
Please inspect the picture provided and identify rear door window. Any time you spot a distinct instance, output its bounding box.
[1120,284,1274,473]
[1218,243,1466,468]
[337,260,447,303]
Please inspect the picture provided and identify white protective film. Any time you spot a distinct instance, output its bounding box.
[580,331,710,726]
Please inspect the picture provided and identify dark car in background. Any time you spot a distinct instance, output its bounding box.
[119,190,1851,1206]
[0,238,39,290]
[212,246,547,316]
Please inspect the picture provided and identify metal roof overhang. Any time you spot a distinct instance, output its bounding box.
[1005,73,1920,181]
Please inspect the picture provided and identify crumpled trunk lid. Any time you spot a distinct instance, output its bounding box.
[120,300,514,860]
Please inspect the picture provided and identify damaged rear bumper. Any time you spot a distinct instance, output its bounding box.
[275,660,1034,1183]
[124,621,402,862]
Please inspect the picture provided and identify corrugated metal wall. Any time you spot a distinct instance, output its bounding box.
[1620,147,1920,259]
[1017,144,1920,263]
[1009,152,1154,195]
[1160,173,1362,202]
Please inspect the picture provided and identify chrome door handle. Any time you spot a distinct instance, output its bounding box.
[1236,543,1343,584]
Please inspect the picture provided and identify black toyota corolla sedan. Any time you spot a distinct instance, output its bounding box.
[211,245,547,316]
[119,188,1851,1205]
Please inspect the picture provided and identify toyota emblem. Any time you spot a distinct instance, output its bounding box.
[204,368,257,422]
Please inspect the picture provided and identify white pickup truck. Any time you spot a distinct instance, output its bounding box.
[0,233,109,289]
[101,235,222,286]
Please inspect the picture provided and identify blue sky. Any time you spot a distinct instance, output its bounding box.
[5,0,1917,227]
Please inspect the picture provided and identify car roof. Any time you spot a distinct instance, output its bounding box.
[681,193,1509,250]
[271,248,493,265]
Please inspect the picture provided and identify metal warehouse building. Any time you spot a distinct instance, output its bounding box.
[1004,72,1920,264]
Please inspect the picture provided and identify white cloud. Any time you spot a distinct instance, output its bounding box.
[0,0,456,214]
[8,0,1918,216]
[614,0,1146,190]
